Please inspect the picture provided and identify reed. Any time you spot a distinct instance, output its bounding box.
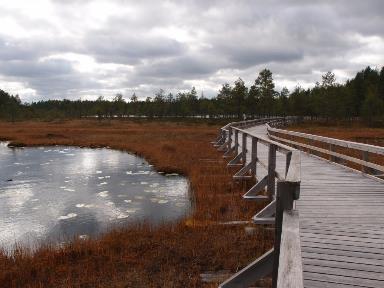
[0,119,272,288]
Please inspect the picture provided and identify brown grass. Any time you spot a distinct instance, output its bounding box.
[0,119,272,288]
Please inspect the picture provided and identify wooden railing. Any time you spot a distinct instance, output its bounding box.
[212,118,303,288]
[213,118,279,148]
[267,124,384,178]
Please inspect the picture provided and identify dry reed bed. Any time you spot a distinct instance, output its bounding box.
[0,120,272,288]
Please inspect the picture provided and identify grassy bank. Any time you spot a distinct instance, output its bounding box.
[0,119,272,288]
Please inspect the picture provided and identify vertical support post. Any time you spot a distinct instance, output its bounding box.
[285,152,292,178]
[251,137,258,178]
[272,181,297,288]
[235,129,239,154]
[329,144,337,162]
[362,151,369,173]
[267,144,277,201]
[228,127,233,151]
[242,133,247,165]
[309,139,315,154]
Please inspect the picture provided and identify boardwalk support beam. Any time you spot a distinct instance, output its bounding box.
[243,175,268,200]
[227,152,244,167]
[253,200,276,224]
[218,249,274,288]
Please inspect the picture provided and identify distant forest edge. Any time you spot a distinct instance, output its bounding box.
[1,66,384,125]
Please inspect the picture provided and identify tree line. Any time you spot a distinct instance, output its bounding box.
[1,66,383,124]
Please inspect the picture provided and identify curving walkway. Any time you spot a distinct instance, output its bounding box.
[245,124,384,288]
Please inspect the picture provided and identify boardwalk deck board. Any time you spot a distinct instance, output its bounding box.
[244,125,384,288]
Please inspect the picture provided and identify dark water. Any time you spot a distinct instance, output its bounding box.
[0,142,190,250]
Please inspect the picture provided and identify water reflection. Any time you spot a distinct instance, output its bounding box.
[0,142,190,250]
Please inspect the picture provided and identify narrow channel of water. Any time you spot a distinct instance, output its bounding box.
[0,142,190,250]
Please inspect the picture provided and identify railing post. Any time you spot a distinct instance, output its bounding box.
[329,144,337,162]
[251,137,258,178]
[272,181,299,288]
[309,139,315,154]
[267,144,277,201]
[285,152,292,178]
[242,133,247,165]
[228,127,233,150]
[362,151,369,173]
[235,130,239,154]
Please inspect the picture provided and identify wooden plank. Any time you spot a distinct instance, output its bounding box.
[303,279,356,288]
[277,210,304,288]
[300,220,383,225]
[302,222,384,229]
[301,245,384,261]
[300,224,384,236]
[300,227,384,239]
[303,265,384,281]
[302,258,384,273]
[301,241,384,255]
[303,277,381,288]
[300,233,384,246]
[302,251,384,267]
[298,210,384,215]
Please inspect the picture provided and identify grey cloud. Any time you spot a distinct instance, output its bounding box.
[0,39,40,61]
[135,55,220,79]
[0,0,382,101]
[28,74,102,100]
[0,59,73,78]
[85,33,185,64]
[220,46,303,68]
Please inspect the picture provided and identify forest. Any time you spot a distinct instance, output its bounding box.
[1,66,384,124]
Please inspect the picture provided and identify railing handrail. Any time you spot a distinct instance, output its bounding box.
[221,117,285,132]
[267,124,384,156]
[232,126,295,154]
[267,124,384,176]
[277,210,303,288]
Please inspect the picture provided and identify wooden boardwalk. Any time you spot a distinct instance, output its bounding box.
[246,124,384,288]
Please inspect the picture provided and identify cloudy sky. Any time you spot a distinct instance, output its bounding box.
[0,0,383,102]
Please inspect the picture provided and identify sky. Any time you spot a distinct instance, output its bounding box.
[0,0,383,102]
